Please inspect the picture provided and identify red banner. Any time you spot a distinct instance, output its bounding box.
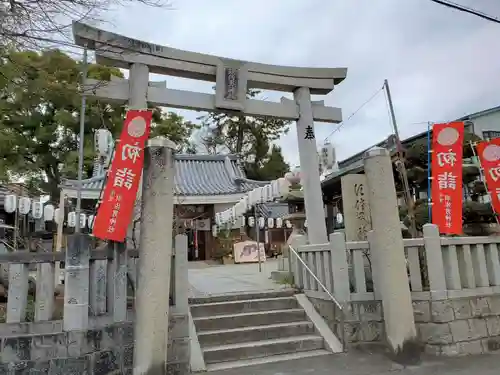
[431,122,464,235]
[477,138,500,215]
[93,110,152,242]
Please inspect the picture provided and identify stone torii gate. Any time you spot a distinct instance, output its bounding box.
[73,21,347,245]
[72,21,347,373]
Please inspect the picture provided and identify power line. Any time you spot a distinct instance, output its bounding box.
[429,0,500,24]
[323,86,384,142]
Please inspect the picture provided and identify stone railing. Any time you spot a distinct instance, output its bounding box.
[0,234,189,374]
[293,224,500,355]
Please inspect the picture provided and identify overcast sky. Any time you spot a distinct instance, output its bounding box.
[102,0,500,167]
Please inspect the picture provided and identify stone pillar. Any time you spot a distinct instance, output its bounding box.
[134,137,176,375]
[341,174,372,242]
[363,147,419,364]
[293,87,328,244]
[63,234,90,330]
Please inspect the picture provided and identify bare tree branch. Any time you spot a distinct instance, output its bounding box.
[0,0,171,51]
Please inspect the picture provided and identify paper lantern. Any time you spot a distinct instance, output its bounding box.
[249,189,256,206]
[336,213,344,224]
[4,194,16,213]
[261,185,269,202]
[285,220,292,228]
[319,142,336,170]
[54,208,61,224]
[95,128,113,157]
[248,216,255,227]
[258,217,265,228]
[304,220,308,228]
[276,218,283,228]
[240,216,246,227]
[212,225,218,237]
[32,201,43,219]
[257,186,265,203]
[88,215,95,229]
[18,197,31,215]
[265,184,273,202]
[267,217,274,228]
[67,212,76,227]
[242,196,249,211]
[270,180,279,199]
[79,213,87,228]
[44,204,55,221]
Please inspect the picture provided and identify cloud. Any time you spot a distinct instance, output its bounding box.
[103,0,500,166]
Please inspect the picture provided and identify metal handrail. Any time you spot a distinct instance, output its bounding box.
[288,244,346,351]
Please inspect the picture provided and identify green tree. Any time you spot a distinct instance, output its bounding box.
[199,89,290,180]
[0,49,197,200]
[149,111,199,153]
[246,144,289,181]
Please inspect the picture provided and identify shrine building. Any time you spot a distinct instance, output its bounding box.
[59,154,264,260]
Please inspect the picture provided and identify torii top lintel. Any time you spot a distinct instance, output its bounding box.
[72,22,347,96]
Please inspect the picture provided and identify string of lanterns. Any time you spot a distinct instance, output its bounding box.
[211,216,308,237]
[213,142,335,232]
[3,195,95,229]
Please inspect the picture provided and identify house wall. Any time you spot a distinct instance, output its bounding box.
[469,110,500,140]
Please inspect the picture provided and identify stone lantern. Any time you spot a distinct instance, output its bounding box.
[271,169,308,282]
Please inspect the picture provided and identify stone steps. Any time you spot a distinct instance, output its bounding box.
[190,296,298,317]
[203,334,325,364]
[197,321,316,346]
[191,289,332,370]
[205,349,331,372]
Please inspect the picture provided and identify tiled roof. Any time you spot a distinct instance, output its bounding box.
[456,105,500,121]
[60,154,263,197]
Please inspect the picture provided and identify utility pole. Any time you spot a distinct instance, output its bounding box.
[75,45,88,233]
[383,79,417,237]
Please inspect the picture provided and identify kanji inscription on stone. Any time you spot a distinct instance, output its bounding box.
[304,125,315,140]
[224,68,239,101]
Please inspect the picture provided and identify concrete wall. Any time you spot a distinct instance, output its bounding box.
[309,295,500,356]
[0,310,189,374]
[309,298,383,344]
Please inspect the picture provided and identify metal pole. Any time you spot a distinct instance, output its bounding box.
[13,202,18,250]
[75,44,88,234]
[255,204,262,272]
[427,122,432,222]
[383,79,417,237]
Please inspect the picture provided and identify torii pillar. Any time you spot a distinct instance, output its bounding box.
[294,87,328,244]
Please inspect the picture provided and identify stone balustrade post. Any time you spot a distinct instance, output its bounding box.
[422,223,447,299]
